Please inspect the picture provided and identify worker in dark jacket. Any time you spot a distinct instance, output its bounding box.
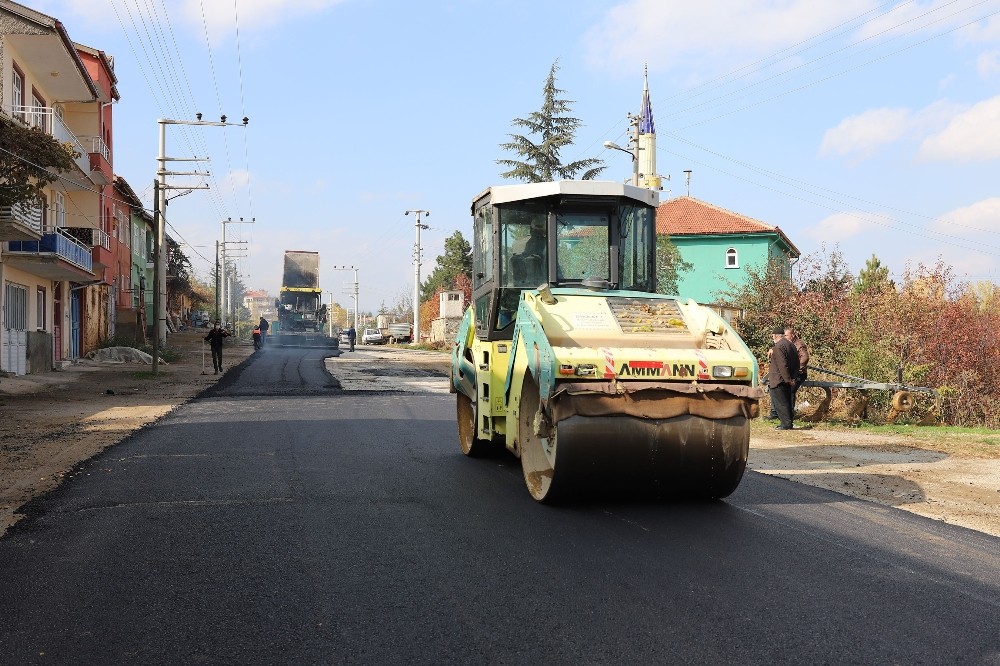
[258,316,269,345]
[768,325,799,430]
[204,321,230,374]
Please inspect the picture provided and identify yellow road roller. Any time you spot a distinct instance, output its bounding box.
[451,181,763,501]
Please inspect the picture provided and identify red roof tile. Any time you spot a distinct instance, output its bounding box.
[655,196,799,255]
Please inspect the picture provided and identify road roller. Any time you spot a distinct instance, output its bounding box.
[450,180,763,502]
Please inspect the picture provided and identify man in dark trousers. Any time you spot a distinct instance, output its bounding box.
[347,326,356,352]
[204,321,230,374]
[258,316,269,345]
[768,325,799,430]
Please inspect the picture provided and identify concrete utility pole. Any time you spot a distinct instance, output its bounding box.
[219,217,252,326]
[155,114,247,357]
[330,265,359,333]
[404,210,429,344]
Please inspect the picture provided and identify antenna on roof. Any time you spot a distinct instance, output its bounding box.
[684,170,692,197]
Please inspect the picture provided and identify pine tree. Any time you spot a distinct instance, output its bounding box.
[853,254,895,295]
[421,231,473,301]
[497,60,605,183]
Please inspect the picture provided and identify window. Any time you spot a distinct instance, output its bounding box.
[726,247,739,268]
[53,191,66,228]
[31,90,46,131]
[555,212,609,282]
[36,287,46,330]
[4,283,28,331]
[11,64,24,121]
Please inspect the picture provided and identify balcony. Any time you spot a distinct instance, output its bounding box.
[4,225,95,281]
[0,201,43,241]
[6,106,99,183]
[82,135,112,185]
[63,226,113,269]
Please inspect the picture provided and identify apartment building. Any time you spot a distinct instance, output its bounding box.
[0,1,120,374]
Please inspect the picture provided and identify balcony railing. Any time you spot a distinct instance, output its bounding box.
[0,201,44,238]
[6,225,93,272]
[63,225,111,250]
[82,135,111,163]
[6,105,92,175]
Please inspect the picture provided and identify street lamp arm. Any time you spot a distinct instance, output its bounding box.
[603,140,636,161]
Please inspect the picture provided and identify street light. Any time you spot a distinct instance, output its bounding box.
[603,140,638,186]
[404,210,429,344]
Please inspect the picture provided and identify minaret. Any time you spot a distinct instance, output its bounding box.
[637,65,662,190]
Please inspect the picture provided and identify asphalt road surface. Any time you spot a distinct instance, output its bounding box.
[1,346,997,665]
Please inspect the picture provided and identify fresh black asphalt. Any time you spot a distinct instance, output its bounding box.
[1,346,997,664]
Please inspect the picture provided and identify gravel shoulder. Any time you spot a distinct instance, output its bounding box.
[2,332,998,538]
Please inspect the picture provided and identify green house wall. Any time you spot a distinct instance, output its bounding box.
[668,233,790,304]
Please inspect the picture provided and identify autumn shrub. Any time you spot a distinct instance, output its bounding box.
[725,250,1000,427]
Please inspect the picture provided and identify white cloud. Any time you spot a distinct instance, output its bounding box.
[585,0,875,75]
[919,95,1000,161]
[930,197,1000,235]
[804,211,886,243]
[976,50,1000,77]
[819,99,967,161]
[819,107,911,159]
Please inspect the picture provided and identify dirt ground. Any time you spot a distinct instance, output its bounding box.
[2,330,998,539]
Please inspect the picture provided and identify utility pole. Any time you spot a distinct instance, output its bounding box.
[155,114,247,353]
[215,240,221,320]
[404,210,429,344]
[330,265,359,333]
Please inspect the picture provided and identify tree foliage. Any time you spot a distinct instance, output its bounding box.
[853,253,895,295]
[720,248,1000,427]
[654,236,692,296]
[421,231,472,302]
[497,60,605,183]
[0,115,79,207]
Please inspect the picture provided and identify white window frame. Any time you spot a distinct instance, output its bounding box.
[725,247,739,269]
[4,282,28,331]
[11,67,23,115]
[36,286,46,330]
[53,191,66,227]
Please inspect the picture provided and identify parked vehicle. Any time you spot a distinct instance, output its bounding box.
[385,322,412,344]
[339,330,351,345]
[361,328,384,345]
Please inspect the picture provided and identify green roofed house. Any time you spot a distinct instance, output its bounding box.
[656,196,800,308]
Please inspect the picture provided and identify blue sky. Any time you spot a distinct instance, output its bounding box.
[33,0,1000,312]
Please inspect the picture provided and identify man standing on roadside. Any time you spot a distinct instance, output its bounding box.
[768,325,799,430]
[785,326,809,410]
[204,321,230,374]
[347,326,356,352]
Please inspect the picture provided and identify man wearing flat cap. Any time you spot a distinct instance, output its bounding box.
[768,325,799,430]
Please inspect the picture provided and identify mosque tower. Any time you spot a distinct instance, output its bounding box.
[636,65,663,190]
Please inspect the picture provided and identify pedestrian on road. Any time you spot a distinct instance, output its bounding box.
[258,316,269,345]
[252,325,262,351]
[785,326,809,409]
[347,326,356,352]
[768,325,799,430]
[205,321,230,374]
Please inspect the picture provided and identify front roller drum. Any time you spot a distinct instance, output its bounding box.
[519,382,750,502]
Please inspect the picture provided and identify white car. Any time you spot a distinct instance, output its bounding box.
[361,328,384,345]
